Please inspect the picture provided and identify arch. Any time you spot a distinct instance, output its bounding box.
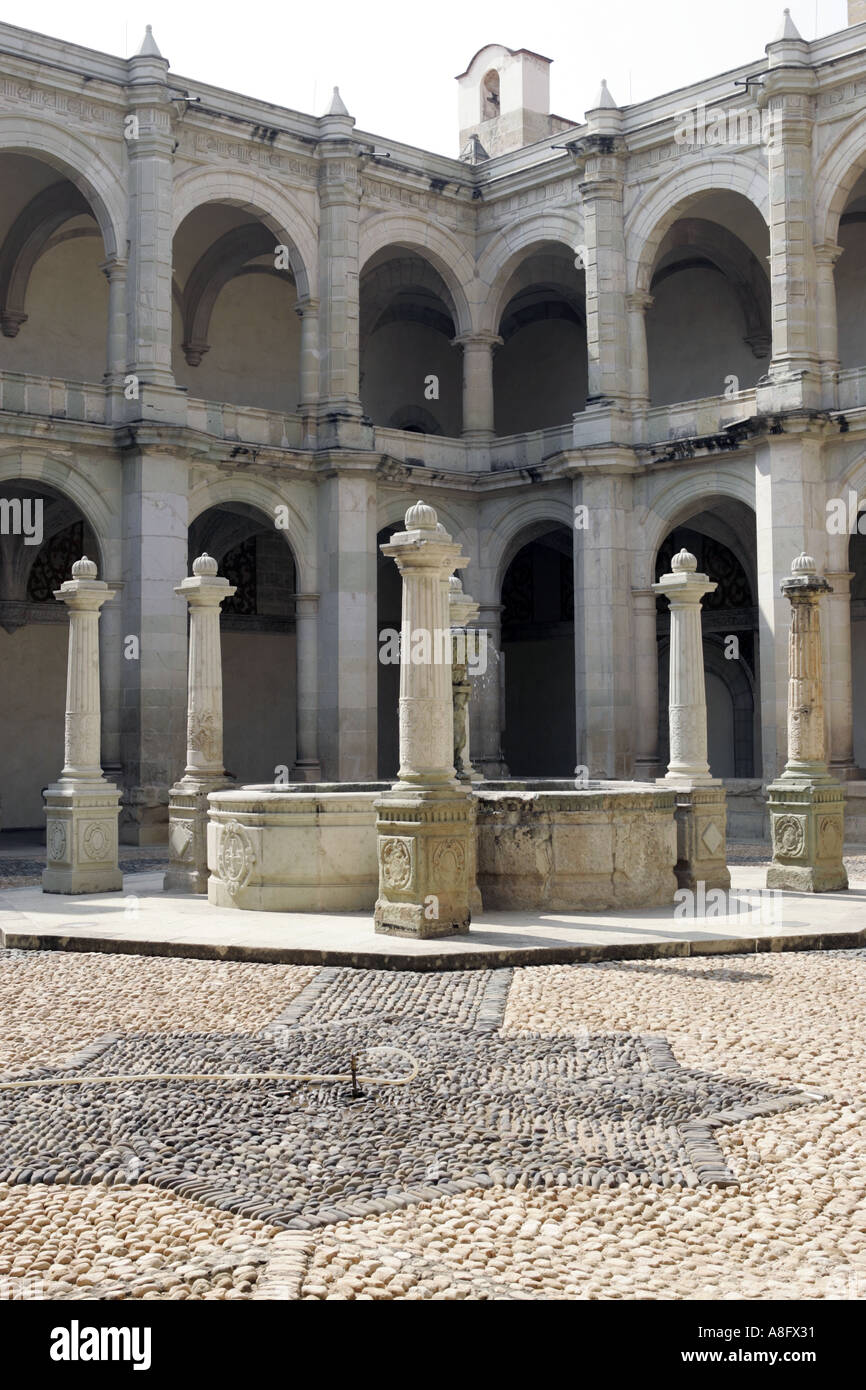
[476,216,586,335]
[0,182,93,335]
[0,448,115,565]
[386,405,443,434]
[171,167,315,301]
[636,465,756,587]
[179,222,290,364]
[814,111,866,247]
[651,217,771,357]
[481,494,575,597]
[187,476,314,593]
[358,213,474,336]
[625,157,769,294]
[0,115,125,259]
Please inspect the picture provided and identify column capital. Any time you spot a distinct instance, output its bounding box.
[813,241,843,269]
[626,290,654,314]
[294,592,320,615]
[295,297,320,318]
[100,255,128,282]
[451,331,503,352]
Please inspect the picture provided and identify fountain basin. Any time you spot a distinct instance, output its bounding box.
[207,780,677,914]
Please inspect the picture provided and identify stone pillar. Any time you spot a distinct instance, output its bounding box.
[316,467,378,780]
[578,89,629,415]
[374,500,477,937]
[164,554,236,894]
[759,25,820,408]
[825,571,857,777]
[754,426,829,782]
[101,254,128,421]
[43,557,122,894]
[814,243,843,407]
[449,575,482,783]
[572,468,634,777]
[626,291,653,413]
[454,333,501,441]
[120,446,189,843]
[292,592,322,782]
[632,587,659,780]
[653,548,730,891]
[316,95,369,449]
[124,32,180,423]
[471,602,508,778]
[767,554,847,891]
[296,297,320,446]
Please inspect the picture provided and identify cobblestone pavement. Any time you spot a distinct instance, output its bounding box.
[0,947,863,1300]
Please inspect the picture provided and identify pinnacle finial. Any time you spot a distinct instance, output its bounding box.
[791,552,816,575]
[71,555,98,580]
[775,7,803,41]
[193,553,219,577]
[593,77,618,109]
[136,24,164,58]
[326,86,349,116]
[405,499,438,530]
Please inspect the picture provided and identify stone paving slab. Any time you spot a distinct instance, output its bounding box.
[1,866,864,968]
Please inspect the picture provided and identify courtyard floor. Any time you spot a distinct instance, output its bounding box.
[0,937,863,1299]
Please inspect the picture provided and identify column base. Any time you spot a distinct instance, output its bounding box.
[766,775,848,893]
[658,781,731,893]
[291,760,323,783]
[164,776,234,895]
[373,787,478,937]
[43,780,122,895]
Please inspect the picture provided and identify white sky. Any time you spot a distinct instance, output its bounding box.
[12,0,854,155]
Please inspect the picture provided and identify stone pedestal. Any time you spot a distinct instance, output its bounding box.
[43,557,122,895]
[767,554,847,893]
[165,555,236,894]
[653,548,730,892]
[374,501,477,937]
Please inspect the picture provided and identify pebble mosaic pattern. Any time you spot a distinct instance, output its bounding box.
[1,966,812,1231]
[1,947,863,1299]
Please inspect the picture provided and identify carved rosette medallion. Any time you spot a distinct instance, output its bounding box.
[381,837,413,890]
[774,814,806,858]
[82,821,113,861]
[217,820,256,896]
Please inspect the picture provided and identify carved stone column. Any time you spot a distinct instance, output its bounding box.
[292,592,322,782]
[632,587,659,780]
[164,554,236,894]
[653,549,730,891]
[374,501,477,936]
[43,557,122,894]
[453,332,501,441]
[449,574,482,783]
[471,602,508,778]
[767,554,847,892]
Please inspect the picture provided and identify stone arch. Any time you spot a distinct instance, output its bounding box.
[187,477,314,593]
[476,216,586,336]
[637,466,756,588]
[625,157,768,294]
[0,182,95,336]
[814,112,866,247]
[482,495,575,598]
[178,222,290,365]
[172,168,315,300]
[0,448,115,567]
[358,214,474,336]
[0,115,125,259]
